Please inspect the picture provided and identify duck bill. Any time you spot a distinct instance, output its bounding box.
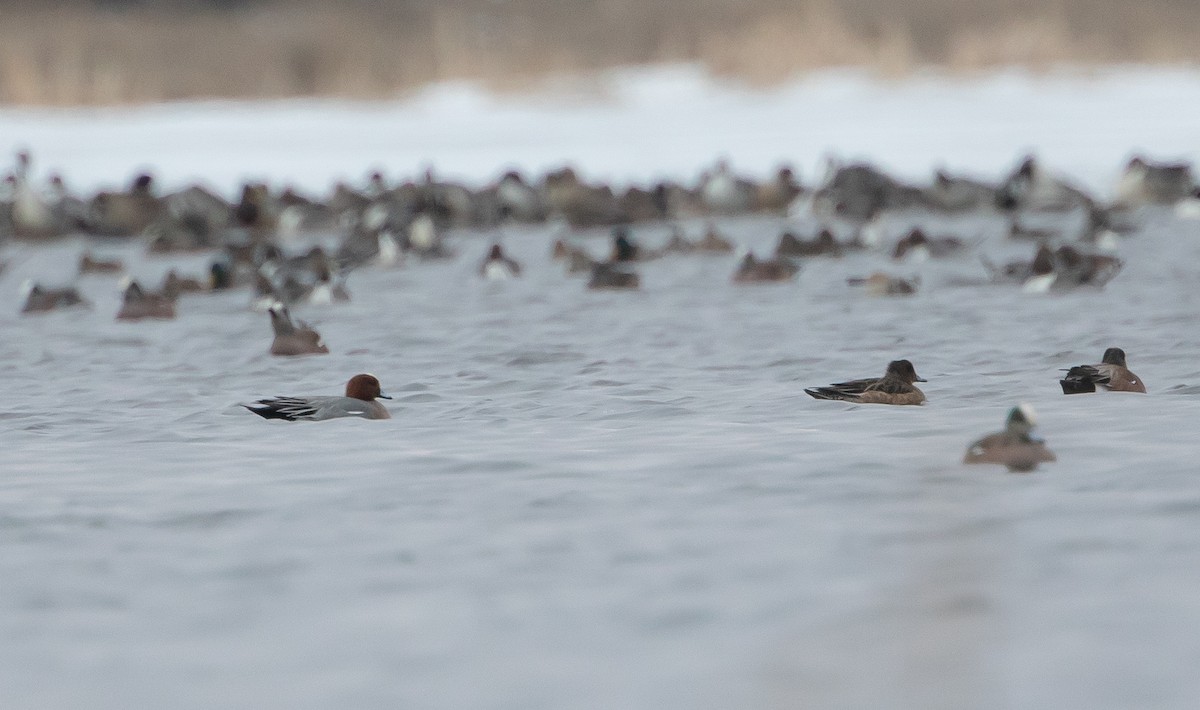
[915,376,927,382]
[378,393,393,399]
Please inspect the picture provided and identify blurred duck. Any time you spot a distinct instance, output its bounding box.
[698,159,756,214]
[846,272,918,296]
[996,155,1094,212]
[479,243,522,280]
[1116,155,1193,206]
[610,228,642,262]
[116,279,176,321]
[805,360,927,405]
[78,250,125,275]
[20,281,87,314]
[160,269,206,299]
[587,262,640,290]
[891,228,964,261]
[245,373,391,421]
[755,166,803,213]
[775,229,843,258]
[660,227,696,255]
[85,173,163,237]
[696,223,735,253]
[731,252,799,284]
[1060,347,1146,394]
[963,405,1056,472]
[268,302,329,356]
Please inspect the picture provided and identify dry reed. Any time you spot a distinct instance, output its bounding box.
[1,0,1199,105]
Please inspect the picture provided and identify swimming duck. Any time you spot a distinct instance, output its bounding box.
[245,373,391,421]
[1060,347,1146,394]
[696,223,735,253]
[479,243,522,280]
[19,281,88,314]
[731,252,799,284]
[805,359,927,405]
[963,404,1056,472]
[267,302,329,356]
[115,279,176,321]
[587,262,640,290]
[846,272,917,296]
[774,229,842,258]
[78,251,124,275]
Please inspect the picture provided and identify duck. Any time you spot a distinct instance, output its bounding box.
[696,223,735,253]
[267,302,329,356]
[115,279,176,321]
[1060,347,1146,394]
[891,228,964,261]
[610,227,641,262]
[731,252,799,284]
[77,250,124,275]
[805,359,927,405]
[846,272,917,296]
[479,243,522,280]
[244,373,392,421]
[19,281,88,314]
[160,269,206,299]
[587,262,640,290]
[963,404,1056,472]
[774,229,842,258]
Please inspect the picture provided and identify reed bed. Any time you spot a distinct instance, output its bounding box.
[2,0,1199,105]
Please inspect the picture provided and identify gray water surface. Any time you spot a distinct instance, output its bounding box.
[3,213,1200,709]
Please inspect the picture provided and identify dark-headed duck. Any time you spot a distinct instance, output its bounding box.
[1060,347,1146,394]
[964,404,1056,472]
[805,359,927,405]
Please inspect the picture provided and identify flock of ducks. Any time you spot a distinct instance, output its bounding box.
[1,149,1186,472]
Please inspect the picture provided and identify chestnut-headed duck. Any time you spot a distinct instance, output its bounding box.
[964,404,1056,472]
[805,359,927,405]
[1060,347,1146,394]
[245,373,391,421]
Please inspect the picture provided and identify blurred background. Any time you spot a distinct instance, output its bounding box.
[4,0,1200,105]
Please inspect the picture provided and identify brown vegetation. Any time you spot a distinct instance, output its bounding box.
[1,0,1199,105]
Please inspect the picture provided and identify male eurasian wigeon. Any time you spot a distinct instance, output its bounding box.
[1060,347,1146,394]
[267,302,329,356]
[805,359,927,405]
[479,243,522,280]
[245,373,392,421]
[116,279,176,320]
[963,404,1056,472]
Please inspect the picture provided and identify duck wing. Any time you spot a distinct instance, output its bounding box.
[1059,364,1108,394]
[804,376,879,401]
[245,396,320,421]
